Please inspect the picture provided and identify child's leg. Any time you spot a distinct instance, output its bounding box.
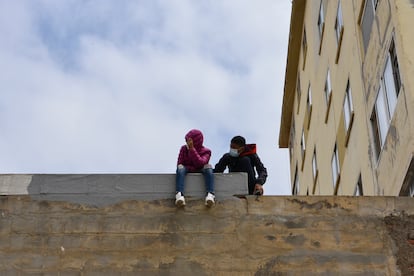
[176,164,187,193]
[233,157,255,195]
[202,164,215,194]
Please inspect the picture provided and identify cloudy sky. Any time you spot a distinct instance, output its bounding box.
[0,0,292,195]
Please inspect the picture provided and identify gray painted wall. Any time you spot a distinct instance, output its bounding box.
[0,173,248,206]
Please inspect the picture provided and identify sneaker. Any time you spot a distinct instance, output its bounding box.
[175,192,186,207]
[205,192,215,207]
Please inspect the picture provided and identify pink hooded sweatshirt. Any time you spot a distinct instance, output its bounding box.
[177,129,211,172]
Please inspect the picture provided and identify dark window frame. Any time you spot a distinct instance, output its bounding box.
[312,147,319,190]
[399,157,414,197]
[292,163,299,195]
[331,143,340,194]
[318,0,326,54]
[306,84,313,129]
[354,174,364,196]
[343,79,354,146]
[300,129,306,170]
[302,28,308,70]
[296,75,302,114]
[324,68,333,123]
[335,0,344,63]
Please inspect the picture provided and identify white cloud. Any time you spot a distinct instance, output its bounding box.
[0,0,292,194]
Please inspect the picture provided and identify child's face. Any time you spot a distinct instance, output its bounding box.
[230,143,244,153]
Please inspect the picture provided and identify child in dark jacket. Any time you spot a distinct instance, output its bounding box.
[214,135,267,195]
[175,129,215,207]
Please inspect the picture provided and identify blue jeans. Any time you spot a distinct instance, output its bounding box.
[176,165,215,194]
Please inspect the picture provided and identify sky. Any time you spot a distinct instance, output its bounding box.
[0,0,292,195]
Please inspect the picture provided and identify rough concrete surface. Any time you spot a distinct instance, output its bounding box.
[0,175,413,275]
[1,195,413,275]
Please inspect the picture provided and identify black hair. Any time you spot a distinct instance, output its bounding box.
[231,136,246,146]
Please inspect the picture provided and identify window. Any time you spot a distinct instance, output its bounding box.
[382,58,398,116]
[325,69,332,105]
[335,0,344,62]
[331,144,340,192]
[389,40,401,94]
[324,68,332,123]
[343,80,354,136]
[335,1,344,44]
[312,148,318,184]
[301,129,306,168]
[296,76,301,114]
[370,106,382,159]
[292,164,299,195]
[360,0,375,53]
[370,40,401,158]
[385,39,401,105]
[400,158,414,197]
[318,1,325,37]
[306,84,312,128]
[318,0,326,52]
[354,175,363,196]
[302,28,308,69]
[375,84,389,148]
[289,119,295,159]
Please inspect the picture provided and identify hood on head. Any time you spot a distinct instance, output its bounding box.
[185,129,204,149]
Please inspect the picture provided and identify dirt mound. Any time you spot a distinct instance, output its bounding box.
[384,213,414,275]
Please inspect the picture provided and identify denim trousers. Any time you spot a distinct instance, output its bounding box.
[176,166,215,194]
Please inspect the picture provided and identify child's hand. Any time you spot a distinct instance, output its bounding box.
[254,184,264,195]
[186,138,194,149]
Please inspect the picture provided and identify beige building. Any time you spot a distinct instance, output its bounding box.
[279,0,414,196]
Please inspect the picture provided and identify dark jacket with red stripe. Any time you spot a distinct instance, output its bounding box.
[214,144,267,191]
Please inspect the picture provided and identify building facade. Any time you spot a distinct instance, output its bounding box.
[279,0,414,196]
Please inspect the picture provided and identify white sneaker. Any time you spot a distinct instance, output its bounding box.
[175,192,186,207]
[205,192,215,207]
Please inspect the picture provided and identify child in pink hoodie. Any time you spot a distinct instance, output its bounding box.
[175,129,215,207]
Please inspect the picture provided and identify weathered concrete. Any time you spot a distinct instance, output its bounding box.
[0,175,413,275]
[0,173,248,206]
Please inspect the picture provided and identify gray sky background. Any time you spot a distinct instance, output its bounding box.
[0,0,292,195]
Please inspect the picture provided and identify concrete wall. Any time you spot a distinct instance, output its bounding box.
[1,174,413,275]
[0,173,248,207]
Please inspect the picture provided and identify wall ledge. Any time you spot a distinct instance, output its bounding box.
[0,173,248,206]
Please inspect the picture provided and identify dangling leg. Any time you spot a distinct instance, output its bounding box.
[175,164,187,206]
[203,164,215,207]
[235,157,256,195]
